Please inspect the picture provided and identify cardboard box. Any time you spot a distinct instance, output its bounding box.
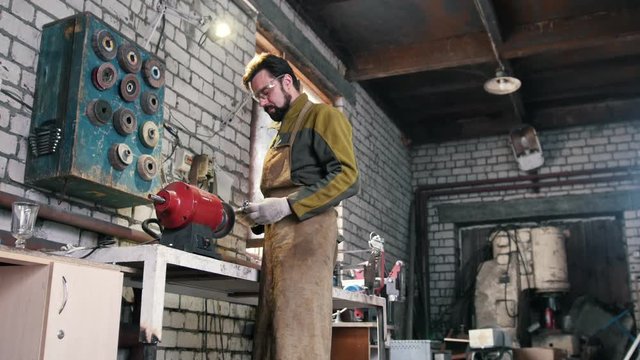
[513,347,567,360]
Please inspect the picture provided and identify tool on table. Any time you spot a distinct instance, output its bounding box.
[142,181,235,258]
[234,200,265,235]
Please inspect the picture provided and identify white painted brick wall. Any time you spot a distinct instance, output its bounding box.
[1,0,413,355]
[624,210,640,324]
[412,120,640,334]
[160,296,255,357]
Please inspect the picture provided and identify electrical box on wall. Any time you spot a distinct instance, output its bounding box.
[25,12,165,208]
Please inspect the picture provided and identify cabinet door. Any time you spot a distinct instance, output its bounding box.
[0,264,51,360]
[42,262,123,360]
[332,327,370,360]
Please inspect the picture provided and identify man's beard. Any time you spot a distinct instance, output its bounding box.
[264,92,291,122]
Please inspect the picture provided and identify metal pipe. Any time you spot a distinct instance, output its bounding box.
[148,194,166,204]
[417,165,638,192]
[427,173,635,197]
[0,191,155,244]
[415,193,430,338]
[405,201,416,338]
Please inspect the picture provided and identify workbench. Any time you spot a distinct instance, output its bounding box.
[0,245,127,360]
[70,244,387,359]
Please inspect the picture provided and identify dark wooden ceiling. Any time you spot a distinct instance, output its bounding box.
[284,0,640,144]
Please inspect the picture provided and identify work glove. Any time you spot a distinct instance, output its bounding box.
[245,197,292,225]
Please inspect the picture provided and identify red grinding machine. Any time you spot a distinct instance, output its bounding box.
[143,181,235,258]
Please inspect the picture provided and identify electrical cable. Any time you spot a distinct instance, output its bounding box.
[162,121,181,165]
[491,225,533,290]
[165,109,213,147]
[216,301,226,360]
[203,300,209,360]
[79,238,117,259]
[512,229,532,290]
[155,6,167,55]
[503,229,517,318]
[163,139,180,165]
[1,88,32,110]
[198,31,208,47]
[435,236,494,336]
[473,0,505,71]
[489,226,519,318]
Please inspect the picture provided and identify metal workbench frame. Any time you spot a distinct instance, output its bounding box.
[72,244,387,358]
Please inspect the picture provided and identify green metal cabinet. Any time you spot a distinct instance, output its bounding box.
[26,12,165,208]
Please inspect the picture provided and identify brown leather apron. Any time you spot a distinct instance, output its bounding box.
[252,101,338,360]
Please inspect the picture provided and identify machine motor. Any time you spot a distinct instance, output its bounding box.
[143,181,235,258]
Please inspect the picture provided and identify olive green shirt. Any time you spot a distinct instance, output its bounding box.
[268,94,360,220]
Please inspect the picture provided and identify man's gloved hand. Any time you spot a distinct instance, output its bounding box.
[245,197,292,225]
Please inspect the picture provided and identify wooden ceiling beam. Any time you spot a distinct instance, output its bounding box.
[524,62,640,99]
[514,36,640,73]
[380,80,484,98]
[346,33,494,81]
[347,8,640,81]
[531,98,640,130]
[503,9,640,59]
[410,114,515,144]
[408,96,640,144]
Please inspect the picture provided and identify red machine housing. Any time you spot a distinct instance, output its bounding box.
[145,181,235,258]
[152,181,234,237]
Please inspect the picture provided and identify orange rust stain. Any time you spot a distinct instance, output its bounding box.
[63,23,84,39]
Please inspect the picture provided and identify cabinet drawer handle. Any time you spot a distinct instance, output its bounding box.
[58,276,68,314]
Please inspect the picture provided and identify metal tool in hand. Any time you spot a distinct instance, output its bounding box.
[236,200,250,214]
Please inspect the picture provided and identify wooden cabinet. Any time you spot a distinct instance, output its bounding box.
[0,250,123,360]
[332,322,388,360]
[332,326,370,360]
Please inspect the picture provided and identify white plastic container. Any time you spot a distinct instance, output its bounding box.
[389,340,432,360]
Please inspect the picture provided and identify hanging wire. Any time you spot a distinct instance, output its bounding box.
[473,0,506,71]
[155,7,167,54]
[1,88,32,111]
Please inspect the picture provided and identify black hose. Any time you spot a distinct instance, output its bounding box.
[141,218,163,241]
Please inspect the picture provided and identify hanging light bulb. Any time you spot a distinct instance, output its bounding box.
[484,69,521,95]
[207,19,232,40]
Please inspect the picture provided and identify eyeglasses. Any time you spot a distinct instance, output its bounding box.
[250,74,285,102]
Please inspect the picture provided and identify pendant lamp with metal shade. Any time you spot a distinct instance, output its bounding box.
[484,68,521,95]
[473,0,522,96]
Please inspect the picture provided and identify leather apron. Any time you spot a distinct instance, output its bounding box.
[252,101,338,360]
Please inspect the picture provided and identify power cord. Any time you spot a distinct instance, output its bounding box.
[1,88,32,110]
[162,121,181,165]
[154,0,167,55]
[79,237,117,259]
[489,225,532,319]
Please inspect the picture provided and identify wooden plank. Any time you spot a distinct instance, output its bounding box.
[347,33,494,81]
[0,245,136,273]
[408,95,640,143]
[524,61,640,102]
[252,0,355,103]
[437,190,640,223]
[411,113,515,144]
[503,9,640,59]
[559,219,631,308]
[348,8,640,80]
[532,98,640,130]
